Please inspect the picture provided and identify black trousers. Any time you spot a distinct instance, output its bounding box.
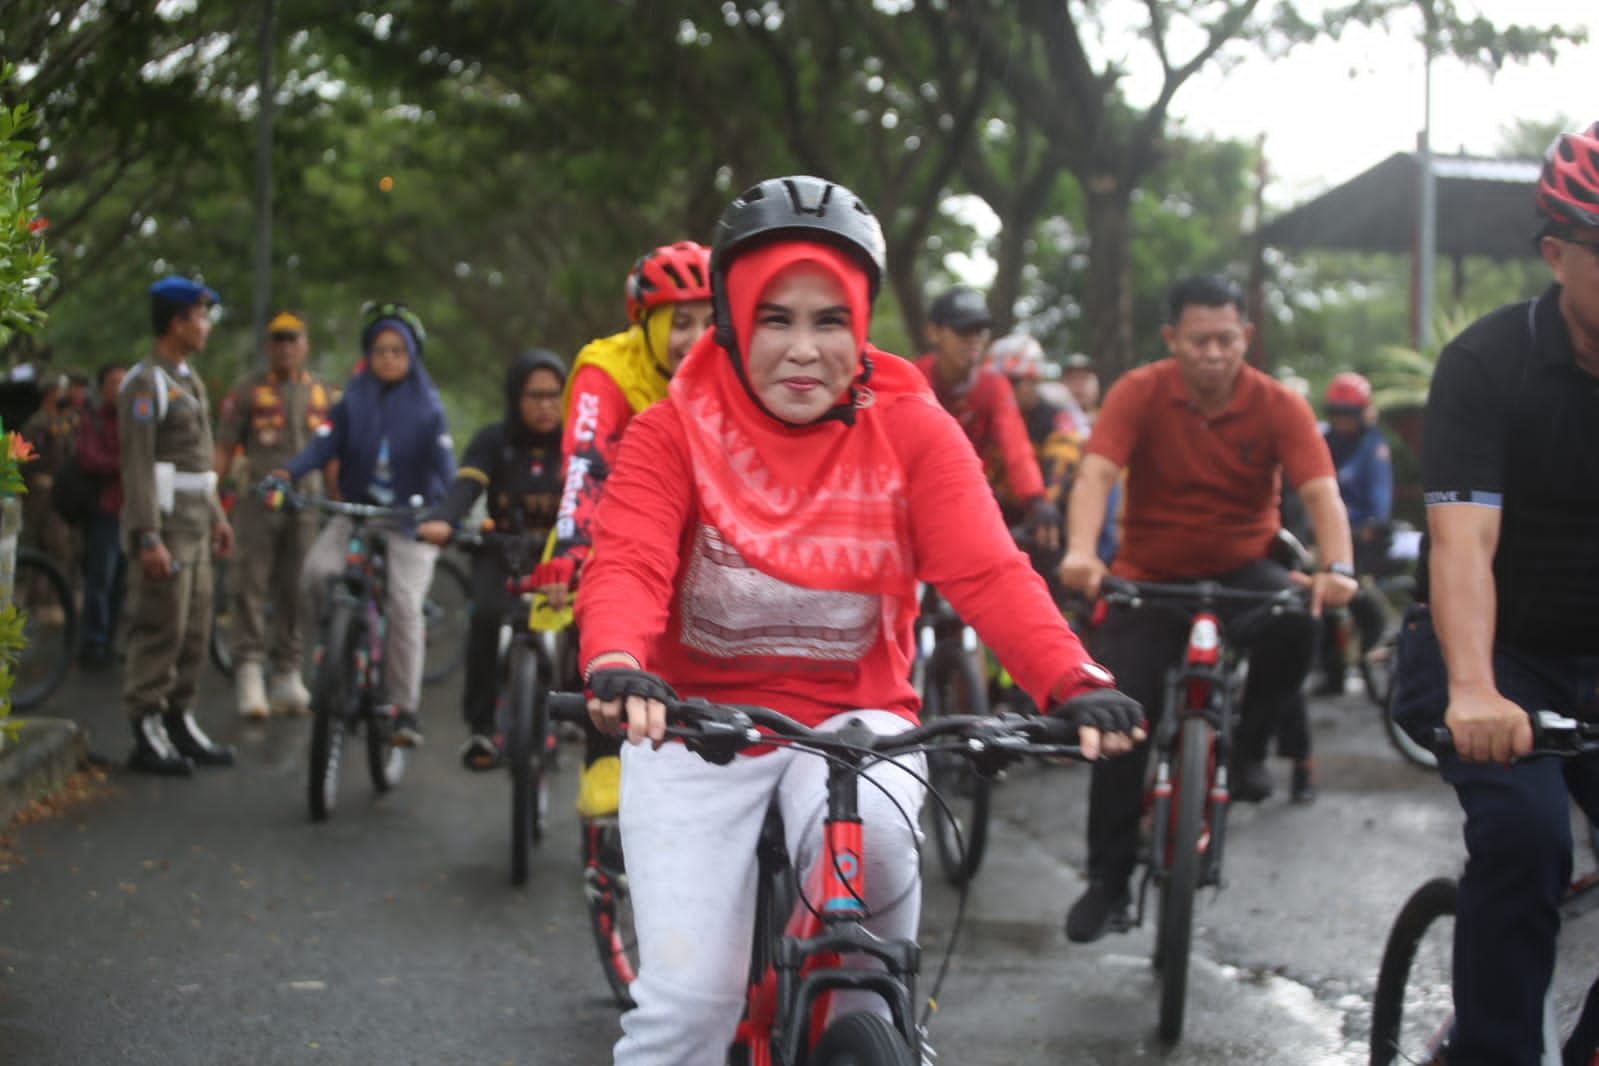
[463,554,513,736]
[1083,559,1315,887]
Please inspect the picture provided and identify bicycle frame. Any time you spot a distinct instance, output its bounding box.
[1141,606,1236,907]
[317,518,390,712]
[732,719,923,1066]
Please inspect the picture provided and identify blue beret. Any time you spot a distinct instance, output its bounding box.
[149,275,220,306]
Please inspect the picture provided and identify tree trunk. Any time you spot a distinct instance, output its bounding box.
[1083,179,1137,383]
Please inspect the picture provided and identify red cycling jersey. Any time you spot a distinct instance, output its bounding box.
[912,355,1045,505]
[551,364,640,565]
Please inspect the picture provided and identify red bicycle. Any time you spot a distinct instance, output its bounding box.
[1097,575,1307,1043]
[549,691,1090,1064]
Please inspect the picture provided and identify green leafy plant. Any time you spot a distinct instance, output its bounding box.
[0,61,55,738]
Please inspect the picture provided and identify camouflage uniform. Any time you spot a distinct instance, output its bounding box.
[20,402,78,590]
[119,355,226,722]
[215,368,330,677]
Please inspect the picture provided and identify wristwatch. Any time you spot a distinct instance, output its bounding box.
[138,530,163,551]
[1325,561,1356,579]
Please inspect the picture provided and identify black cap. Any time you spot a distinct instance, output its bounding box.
[927,286,992,331]
[1061,353,1095,372]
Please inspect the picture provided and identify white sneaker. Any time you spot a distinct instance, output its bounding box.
[269,670,311,717]
[237,662,269,721]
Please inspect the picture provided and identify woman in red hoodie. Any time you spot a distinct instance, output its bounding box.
[577,176,1142,1065]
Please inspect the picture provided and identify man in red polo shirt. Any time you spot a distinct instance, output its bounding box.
[1057,274,1358,943]
[914,286,1058,544]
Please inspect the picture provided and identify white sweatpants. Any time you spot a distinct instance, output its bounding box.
[614,709,927,1066]
[300,515,438,713]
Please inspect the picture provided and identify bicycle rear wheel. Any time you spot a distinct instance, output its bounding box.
[1361,633,1396,712]
[422,553,470,686]
[308,603,357,822]
[1155,716,1211,1044]
[583,816,638,1009]
[808,1011,916,1066]
[923,641,992,886]
[365,690,407,793]
[9,548,75,710]
[1369,877,1457,1066]
[506,641,549,886]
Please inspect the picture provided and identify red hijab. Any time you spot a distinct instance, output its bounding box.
[669,240,934,597]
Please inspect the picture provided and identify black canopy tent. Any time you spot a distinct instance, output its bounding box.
[1257,150,1542,313]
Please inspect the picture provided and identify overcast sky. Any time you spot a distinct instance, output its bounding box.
[1154,0,1599,209]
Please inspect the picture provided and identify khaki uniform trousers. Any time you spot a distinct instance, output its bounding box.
[123,529,211,718]
[228,493,318,674]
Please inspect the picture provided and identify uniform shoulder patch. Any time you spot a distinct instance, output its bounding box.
[132,395,155,423]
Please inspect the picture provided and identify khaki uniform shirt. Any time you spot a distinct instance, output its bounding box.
[118,354,224,548]
[215,367,331,491]
[21,406,78,479]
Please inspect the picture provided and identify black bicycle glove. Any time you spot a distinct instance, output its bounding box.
[587,666,677,707]
[1051,688,1144,736]
[1027,497,1062,536]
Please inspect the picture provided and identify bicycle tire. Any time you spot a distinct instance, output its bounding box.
[1155,716,1211,1044]
[1383,676,1439,771]
[421,553,470,686]
[1369,877,1457,1066]
[9,548,75,710]
[923,641,992,886]
[364,678,407,794]
[808,1011,916,1066]
[582,816,638,1009]
[308,603,356,822]
[506,641,548,886]
[209,558,234,678]
[1361,633,1395,713]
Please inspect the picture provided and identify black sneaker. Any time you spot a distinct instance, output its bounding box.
[1065,879,1131,943]
[1290,761,1317,805]
[162,709,235,767]
[1232,759,1274,803]
[392,710,424,748]
[128,715,193,777]
[459,733,499,771]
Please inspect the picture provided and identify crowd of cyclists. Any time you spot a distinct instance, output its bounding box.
[42,118,1599,1064]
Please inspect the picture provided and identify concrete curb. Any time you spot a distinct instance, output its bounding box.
[0,717,88,828]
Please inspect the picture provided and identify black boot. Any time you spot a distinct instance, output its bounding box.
[128,715,193,777]
[162,709,236,767]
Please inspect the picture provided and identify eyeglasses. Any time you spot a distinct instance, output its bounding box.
[524,389,564,404]
[268,331,302,343]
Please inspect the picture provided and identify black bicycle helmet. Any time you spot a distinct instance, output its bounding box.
[1536,121,1599,229]
[709,176,886,349]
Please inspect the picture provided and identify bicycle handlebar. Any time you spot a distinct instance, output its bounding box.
[447,528,543,552]
[1098,575,1307,612]
[545,691,1086,765]
[1429,709,1599,759]
[261,482,427,521]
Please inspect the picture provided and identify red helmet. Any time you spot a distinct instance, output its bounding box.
[1325,371,1372,411]
[624,241,711,324]
[989,334,1045,380]
[1536,122,1599,229]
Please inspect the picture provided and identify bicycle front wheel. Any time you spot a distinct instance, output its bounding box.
[421,553,470,686]
[923,641,992,886]
[308,603,357,822]
[1370,877,1457,1066]
[1155,716,1211,1044]
[506,641,549,886]
[808,1011,916,1066]
[9,549,75,710]
[583,817,638,1009]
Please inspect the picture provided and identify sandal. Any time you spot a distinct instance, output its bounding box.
[459,733,501,771]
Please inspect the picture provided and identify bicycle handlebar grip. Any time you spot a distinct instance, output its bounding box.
[547,691,590,722]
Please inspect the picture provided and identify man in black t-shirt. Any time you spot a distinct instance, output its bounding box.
[1415,121,1599,1066]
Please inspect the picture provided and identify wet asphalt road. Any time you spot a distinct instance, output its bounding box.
[3,661,1595,1065]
